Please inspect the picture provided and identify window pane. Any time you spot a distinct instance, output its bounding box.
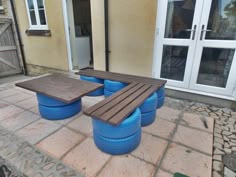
[30,10,37,25]
[161,45,188,81]
[37,0,44,8]
[197,48,235,87]
[39,9,46,25]
[206,0,236,40]
[164,0,196,39]
[27,0,34,10]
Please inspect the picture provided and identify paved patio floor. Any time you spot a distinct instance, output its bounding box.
[0,85,214,177]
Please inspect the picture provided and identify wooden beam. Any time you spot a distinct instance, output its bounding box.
[0,57,18,69]
[0,22,10,36]
[0,46,17,52]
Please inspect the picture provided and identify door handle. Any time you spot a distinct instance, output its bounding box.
[200,25,212,40]
[185,24,197,40]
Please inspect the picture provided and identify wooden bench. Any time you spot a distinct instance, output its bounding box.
[78,69,166,86]
[79,69,166,125]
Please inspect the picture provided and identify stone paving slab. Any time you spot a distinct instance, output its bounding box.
[0,125,84,177]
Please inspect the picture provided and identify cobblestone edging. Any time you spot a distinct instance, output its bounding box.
[0,125,84,177]
[187,103,236,177]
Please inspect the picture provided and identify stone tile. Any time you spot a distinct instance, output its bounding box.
[155,169,173,177]
[0,89,20,99]
[132,133,168,165]
[0,105,24,121]
[97,155,155,177]
[29,106,40,115]
[173,125,213,154]
[37,127,85,159]
[180,113,214,133]
[157,106,181,123]
[143,118,176,139]
[0,111,40,131]
[161,143,212,177]
[2,92,33,103]
[14,87,35,95]
[82,97,101,110]
[15,97,38,109]
[63,137,110,177]
[16,119,61,144]
[67,114,92,135]
[0,100,9,109]
[54,112,82,125]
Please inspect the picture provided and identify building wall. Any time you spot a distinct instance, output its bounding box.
[91,0,157,77]
[14,0,69,74]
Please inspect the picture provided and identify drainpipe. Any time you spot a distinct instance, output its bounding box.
[104,0,110,71]
[10,0,28,75]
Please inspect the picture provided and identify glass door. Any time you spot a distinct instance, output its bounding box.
[153,0,204,88]
[189,0,236,96]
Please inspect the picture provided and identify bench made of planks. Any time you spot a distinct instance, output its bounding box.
[80,69,166,125]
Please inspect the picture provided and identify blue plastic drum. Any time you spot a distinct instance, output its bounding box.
[139,92,157,113]
[156,96,165,109]
[93,128,141,155]
[93,108,141,139]
[36,93,67,107]
[104,89,114,98]
[141,110,156,127]
[104,80,127,92]
[80,76,104,96]
[156,86,165,98]
[38,99,81,120]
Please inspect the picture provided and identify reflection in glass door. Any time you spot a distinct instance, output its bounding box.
[154,0,236,97]
[190,0,236,95]
[154,0,204,88]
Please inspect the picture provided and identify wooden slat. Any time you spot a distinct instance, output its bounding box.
[0,57,18,69]
[109,86,157,125]
[95,84,151,121]
[0,23,10,36]
[84,82,138,115]
[92,83,145,118]
[78,69,167,86]
[0,46,17,52]
[16,74,103,103]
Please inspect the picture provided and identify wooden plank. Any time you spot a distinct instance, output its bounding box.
[0,23,10,36]
[78,69,167,86]
[109,86,157,125]
[92,83,145,118]
[84,82,138,115]
[95,84,151,121]
[16,74,103,103]
[0,46,17,51]
[0,57,18,69]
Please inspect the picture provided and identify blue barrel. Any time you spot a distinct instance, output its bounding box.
[104,89,114,98]
[80,76,104,96]
[104,80,127,92]
[156,86,165,109]
[141,110,156,127]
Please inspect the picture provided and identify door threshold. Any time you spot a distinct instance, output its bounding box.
[166,85,235,101]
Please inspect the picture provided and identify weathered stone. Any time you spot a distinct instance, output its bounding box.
[197,107,205,112]
[222,108,232,114]
[232,147,236,152]
[223,127,230,131]
[224,167,236,177]
[213,161,223,172]
[214,133,222,139]
[212,171,222,177]
[224,148,232,154]
[214,142,223,149]
[231,112,236,116]
[222,131,232,136]
[209,106,219,112]
[228,135,236,140]
[223,136,230,142]
[224,143,230,148]
[214,148,225,155]
[213,155,222,162]
[215,137,224,144]
[229,142,236,147]
[215,128,223,134]
[231,139,236,143]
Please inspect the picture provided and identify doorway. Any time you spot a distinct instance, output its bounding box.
[67,0,93,70]
[154,0,236,97]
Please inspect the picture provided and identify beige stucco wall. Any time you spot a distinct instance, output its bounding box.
[14,0,69,71]
[91,0,157,77]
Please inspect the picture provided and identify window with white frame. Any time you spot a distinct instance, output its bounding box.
[25,0,48,29]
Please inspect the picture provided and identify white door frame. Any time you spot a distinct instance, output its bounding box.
[62,0,74,71]
[189,0,236,96]
[153,0,204,88]
[153,0,236,99]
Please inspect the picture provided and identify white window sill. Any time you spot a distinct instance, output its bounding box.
[25,29,51,37]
